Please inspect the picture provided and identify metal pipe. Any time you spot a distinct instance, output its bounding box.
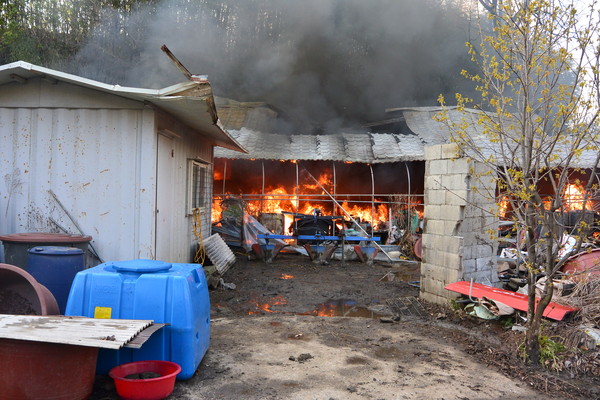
[48,189,103,263]
[211,193,423,204]
[295,162,300,213]
[405,162,412,229]
[295,162,300,233]
[261,160,265,215]
[332,162,337,216]
[222,160,227,195]
[370,164,375,232]
[300,165,393,261]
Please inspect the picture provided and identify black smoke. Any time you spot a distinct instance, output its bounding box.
[71,0,479,133]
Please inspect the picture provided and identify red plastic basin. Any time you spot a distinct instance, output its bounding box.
[109,360,181,400]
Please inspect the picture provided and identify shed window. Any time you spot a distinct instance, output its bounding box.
[189,160,210,211]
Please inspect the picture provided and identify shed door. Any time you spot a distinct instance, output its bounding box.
[156,134,175,260]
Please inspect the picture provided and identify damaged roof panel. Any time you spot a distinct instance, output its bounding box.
[215,106,597,168]
[0,61,245,152]
[316,135,345,159]
[213,106,452,164]
[343,133,373,161]
[214,128,438,163]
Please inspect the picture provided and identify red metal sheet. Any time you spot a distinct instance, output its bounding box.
[445,281,576,321]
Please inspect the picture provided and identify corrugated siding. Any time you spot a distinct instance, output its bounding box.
[0,107,156,263]
[162,129,213,262]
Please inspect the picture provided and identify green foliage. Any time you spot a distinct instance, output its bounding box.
[499,315,514,329]
[0,0,159,66]
[519,331,566,371]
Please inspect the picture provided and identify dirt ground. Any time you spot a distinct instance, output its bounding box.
[90,251,600,400]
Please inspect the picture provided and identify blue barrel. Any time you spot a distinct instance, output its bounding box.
[65,259,210,380]
[27,246,85,314]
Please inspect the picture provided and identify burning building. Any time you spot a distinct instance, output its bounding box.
[211,102,456,248]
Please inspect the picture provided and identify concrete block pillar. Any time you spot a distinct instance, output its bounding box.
[420,143,499,305]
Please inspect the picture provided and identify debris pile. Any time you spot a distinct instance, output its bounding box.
[447,222,600,377]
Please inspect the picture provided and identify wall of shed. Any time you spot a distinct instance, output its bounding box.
[155,110,214,263]
[0,106,156,264]
[0,79,214,265]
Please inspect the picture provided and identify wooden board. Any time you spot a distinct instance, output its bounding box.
[0,315,155,349]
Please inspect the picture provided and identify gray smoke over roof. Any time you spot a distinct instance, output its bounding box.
[71,0,479,133]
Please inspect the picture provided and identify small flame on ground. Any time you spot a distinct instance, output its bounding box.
[279,274,295,279]
[248,295,287,314]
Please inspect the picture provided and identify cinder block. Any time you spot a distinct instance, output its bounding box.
[423,205,441,220]
[462,246,472,260]
[437,205,464,221]
[472,161,494,176]
[420,276,447,297]
[426,189,447,205]
[421,263,460,282]
[425,247,463,270]
[448,157,471,174]
[474,244,494,259]
[463,270,499,285]
[444,220,460,235]
[429,159,449,175]
[425,220,443,235]
[468,187,494,205]
[426,219,459,236]
[441,174,469,191]
[423,234,463,254]
[440,143,461,159]
[477,257,496,271]
[446,189,469,206]
[425,176,443,191]
[424,144,442,160]
[462,258,477,274]
[420,290,457,305]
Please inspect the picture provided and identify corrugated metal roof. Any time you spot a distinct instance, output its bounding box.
[214,127,445,163]
[0,61,245,152]
[213,108,452,163]
[214,107,598,168]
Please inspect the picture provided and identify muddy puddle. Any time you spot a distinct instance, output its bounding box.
[300,299,388,318]
[247,297,389,319]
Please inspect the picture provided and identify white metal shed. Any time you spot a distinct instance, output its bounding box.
[0,61,245,264]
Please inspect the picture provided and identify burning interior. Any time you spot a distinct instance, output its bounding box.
[210,105,600,261]
[212,159,425,252]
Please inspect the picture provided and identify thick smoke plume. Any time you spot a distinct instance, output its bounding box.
[72,0,478,133]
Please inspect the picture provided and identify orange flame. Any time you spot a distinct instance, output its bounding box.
[248,295,287,314]
[563,184,593,211]
[498,196,510,218]
[212,168,424,232]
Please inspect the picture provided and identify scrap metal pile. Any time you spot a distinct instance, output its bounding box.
[446,210,600,374]
[211,196,419,264]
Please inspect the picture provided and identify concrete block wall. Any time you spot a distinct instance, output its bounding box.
[420,143,499,305]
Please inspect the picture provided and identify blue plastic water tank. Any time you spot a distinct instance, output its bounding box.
[65,259,210,380]
[27,246,85,314]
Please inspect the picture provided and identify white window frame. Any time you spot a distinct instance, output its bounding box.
[188,159,211,214]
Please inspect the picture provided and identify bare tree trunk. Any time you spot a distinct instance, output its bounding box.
[526,267,541,365]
